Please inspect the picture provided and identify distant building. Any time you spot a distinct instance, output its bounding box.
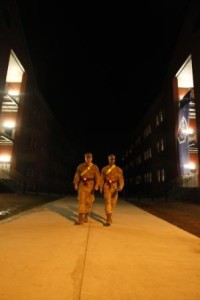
[122,0,200,199]
[0,0,73,194]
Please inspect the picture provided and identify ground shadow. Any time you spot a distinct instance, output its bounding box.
[46,203,78,223]
[47,203,107,225]
[90,211,106,224]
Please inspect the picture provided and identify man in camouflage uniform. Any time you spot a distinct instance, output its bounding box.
[100,154,124,226]
[73,152,100,225]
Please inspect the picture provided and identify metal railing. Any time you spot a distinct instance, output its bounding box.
[163,174,199,201]
[0,168,25,193]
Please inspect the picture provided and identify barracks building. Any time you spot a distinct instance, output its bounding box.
[122,0,200,200]
[0,0,73,194]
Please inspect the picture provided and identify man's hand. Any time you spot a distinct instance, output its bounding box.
[74,184,78,191]
[94,185,99,191]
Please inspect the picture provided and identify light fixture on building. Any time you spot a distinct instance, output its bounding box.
[184,162,196,170]
[0,155,11,162]
[182,127,194,135]
[8,90,20,96]
[3,121,15,128]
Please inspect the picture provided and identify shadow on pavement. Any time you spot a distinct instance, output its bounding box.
[90,211,106,224]
[46,203,78,223]
[46,203,106,225]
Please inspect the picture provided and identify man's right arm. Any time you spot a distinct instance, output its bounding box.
[73,166,80,191]
[118,168,124,191]
[94,165,101,191]
[99,168,105,194]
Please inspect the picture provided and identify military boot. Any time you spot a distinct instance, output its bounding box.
[74,213,84,225]
[84,213,89,223]
[105,213,112,226]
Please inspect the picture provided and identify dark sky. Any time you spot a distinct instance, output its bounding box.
[15,0,191,164]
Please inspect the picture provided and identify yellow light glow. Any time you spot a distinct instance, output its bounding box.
[179,94,184,100]
[3,121,15,128]
[8,90,20,96]
[182,127,194,135]
[0,155,11,162]
[184,162,196,170]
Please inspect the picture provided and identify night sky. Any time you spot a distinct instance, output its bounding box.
[16,0,191,165]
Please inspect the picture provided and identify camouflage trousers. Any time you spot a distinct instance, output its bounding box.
[103,188,118,214]
[77,187,95,213]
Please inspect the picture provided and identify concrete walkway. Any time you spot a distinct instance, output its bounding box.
[0,196,199,300]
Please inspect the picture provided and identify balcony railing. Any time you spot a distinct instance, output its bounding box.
[0,168,25,193]
[2,94,19,112]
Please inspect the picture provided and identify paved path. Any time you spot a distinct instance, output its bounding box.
[0,196,199,300]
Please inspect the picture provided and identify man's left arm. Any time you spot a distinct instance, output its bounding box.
[94,165,100,191]
[118,168,124,191]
